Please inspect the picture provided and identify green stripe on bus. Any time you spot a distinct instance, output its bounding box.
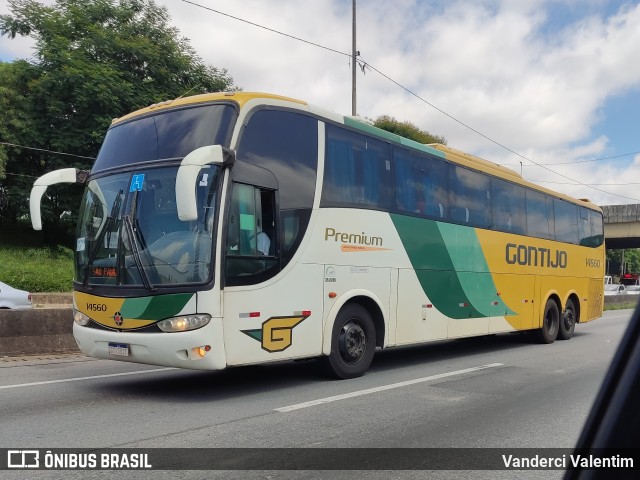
[120,297,152,318]
[122,293,194,320]
[436,222,515,317]
[391,214,513,319]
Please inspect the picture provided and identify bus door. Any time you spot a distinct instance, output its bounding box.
[222,179,323,366]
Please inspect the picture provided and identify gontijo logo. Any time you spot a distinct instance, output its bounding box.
[242,314,310,352]
[505,243,567,269]
[324,227,391,252]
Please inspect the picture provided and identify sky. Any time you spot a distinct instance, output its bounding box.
[1,0,640,206]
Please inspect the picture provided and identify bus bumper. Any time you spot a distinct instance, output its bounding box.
[72,317,227,370]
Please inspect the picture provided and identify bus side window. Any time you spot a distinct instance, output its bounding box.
[449,164,490,228]
[225,183,278,282]
[577,207,603,248]
[491,178,525,234]
[554,198,579,244]
[526,190,554,240]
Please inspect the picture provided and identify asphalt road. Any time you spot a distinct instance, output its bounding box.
[0,309,633,479]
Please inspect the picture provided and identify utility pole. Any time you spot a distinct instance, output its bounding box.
[351,0,357,116]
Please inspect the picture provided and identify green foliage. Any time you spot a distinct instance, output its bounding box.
[0,244,74,292]
[0,0,235,238]
[373,115,447,145]
[606,248,640,275]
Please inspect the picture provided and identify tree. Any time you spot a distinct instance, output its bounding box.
[0,0,235,241]
[0,59,41,226]
[373,115,447,145]
[607,248,640,276]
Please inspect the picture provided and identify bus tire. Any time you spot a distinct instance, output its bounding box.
[322,303,376,379]
[559,298,576,340]
[537,299,559,344]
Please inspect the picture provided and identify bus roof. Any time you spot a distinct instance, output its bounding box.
[112,91,307,125]
[111,91,601,213]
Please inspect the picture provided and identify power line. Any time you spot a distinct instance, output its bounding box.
[1,171,39,179]
[530,179,640,186]
[179,0,351,58]
[0,142,96,160]
[502,150,640,167]
[177,1,640,202]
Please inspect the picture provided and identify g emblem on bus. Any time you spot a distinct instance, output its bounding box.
[242,315,309,353]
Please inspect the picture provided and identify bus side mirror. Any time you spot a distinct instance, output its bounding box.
[30,168,87,231]
[176,145,235,221]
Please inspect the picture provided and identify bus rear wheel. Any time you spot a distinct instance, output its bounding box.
[537,299,559,344]
[322,304,376,379]
[558,298,576,340]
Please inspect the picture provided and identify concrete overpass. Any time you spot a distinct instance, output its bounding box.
[602,204,640,249]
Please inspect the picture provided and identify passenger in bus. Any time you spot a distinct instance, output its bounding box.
[256,226,271,256]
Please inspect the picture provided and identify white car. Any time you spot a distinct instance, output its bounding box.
[625,285,640,295]
[604,284,627,296]
[0,281,33,309]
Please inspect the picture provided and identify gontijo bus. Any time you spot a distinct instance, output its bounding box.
[30,92,605,379]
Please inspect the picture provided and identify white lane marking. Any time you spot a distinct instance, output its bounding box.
[275,363,504,413]
[0,367,176,390]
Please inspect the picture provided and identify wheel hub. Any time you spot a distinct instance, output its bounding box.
[563,309,575,328]
[340,322,366,363]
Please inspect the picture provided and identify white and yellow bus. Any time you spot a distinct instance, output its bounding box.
[30,92,604,379]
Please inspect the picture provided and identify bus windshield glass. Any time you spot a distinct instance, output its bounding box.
[93,103,237,172]
[75,165,222,288]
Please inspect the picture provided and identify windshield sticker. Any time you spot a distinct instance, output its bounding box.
[105,231,119,249]
[129,174,145,192]
[199,173,209,186]
[76,237,85,252]
[240,213,255,230]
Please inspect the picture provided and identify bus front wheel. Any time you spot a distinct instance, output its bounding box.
[558,298,576,340]
[322,304,376,379]
[537,299,559,344]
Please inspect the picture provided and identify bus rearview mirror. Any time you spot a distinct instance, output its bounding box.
[30,168,86,231]
[176,145,235,221]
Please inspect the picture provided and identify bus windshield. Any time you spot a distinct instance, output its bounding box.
[93,103,237,173]
[75,165,222,289]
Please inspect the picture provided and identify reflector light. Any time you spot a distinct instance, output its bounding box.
[193,345,212,358]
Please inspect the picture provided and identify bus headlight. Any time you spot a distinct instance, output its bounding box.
[157,314,211,333]
[73,309,91,326]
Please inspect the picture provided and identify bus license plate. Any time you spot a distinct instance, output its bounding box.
[108,342,129,357]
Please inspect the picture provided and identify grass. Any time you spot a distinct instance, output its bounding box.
[0,225,74,292]
[604,301,639,311]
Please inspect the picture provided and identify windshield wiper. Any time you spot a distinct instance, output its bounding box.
[83,190,123,286]
[123,215,155,291]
